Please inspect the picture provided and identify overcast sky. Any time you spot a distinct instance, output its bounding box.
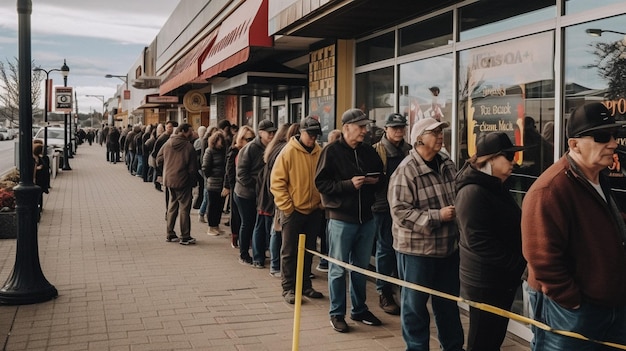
[0,1,180,114]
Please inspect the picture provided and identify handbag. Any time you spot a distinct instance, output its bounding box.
[148,154,156,168]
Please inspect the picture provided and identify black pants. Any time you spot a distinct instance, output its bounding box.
[280,209,322,293]
[462,284,518,351]
[207,190,225,227]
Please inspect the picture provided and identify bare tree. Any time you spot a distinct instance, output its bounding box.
[0,57,44,127]
[586,40,626,101]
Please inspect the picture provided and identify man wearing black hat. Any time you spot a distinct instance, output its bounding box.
[315,108,384,332]
[371,113,411,315]
[271,116,325,304]
[522,102,626,350]
[234,119,276,266]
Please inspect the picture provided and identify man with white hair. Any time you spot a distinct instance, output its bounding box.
[388,117,463,351]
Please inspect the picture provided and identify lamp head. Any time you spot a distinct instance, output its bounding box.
[586,28,603,37]
[61,59,69,77]
[105,74,113,78]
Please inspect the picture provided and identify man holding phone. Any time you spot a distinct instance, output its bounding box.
[315,108,384,333]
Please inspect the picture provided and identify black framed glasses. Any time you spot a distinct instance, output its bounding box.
[245,137,255,142]
[579,129,619,143]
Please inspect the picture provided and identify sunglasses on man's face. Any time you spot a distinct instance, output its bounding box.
[496,151,516,162]
[580,130,619,143]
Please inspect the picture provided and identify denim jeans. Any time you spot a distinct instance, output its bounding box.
[252,214,273,265]
[528,288,626,351]
[397,251,464,351]
[135,154,144,177]
[373,211,396,294]
[199,188,209,216]
[269,227,281,273]
[234,193,256,260]
[327,218,376,317]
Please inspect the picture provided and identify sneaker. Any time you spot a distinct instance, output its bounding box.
[283,290,295,304]
[269,271,281,278]
[165,236,179,242]
[379,292,400,315]
[302,288,323,299]
[198,214,207,223]
[179,237,197,245]
[238,256,253,266]
[330,316,349,333]
[207,226,220,236]
[253,261,265,269]
[316,263,329,272]
[350,310,382,326]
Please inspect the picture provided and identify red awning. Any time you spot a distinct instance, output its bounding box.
[159,31,218,95]
[198,0,272,81]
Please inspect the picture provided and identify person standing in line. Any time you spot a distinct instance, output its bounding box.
[202,131,227,236]
[261,123,300,277]
[152,121,177,192]
[522,102,626,350]
[271,117,325,304]
[234,119,276,265]
[156,123,198,245]
[107,126,120,164]
[388,117,464,351]
[371,113,411,316]
[315,108,384,333]
[456,132,526,351]
[193,125,207,211]
[223,126,255,249]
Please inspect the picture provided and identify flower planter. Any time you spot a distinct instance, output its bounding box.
[0,211,17,239]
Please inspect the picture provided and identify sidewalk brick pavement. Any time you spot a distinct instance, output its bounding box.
[0,143,530,350]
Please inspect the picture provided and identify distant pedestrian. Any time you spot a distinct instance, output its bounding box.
[156,123,198,245]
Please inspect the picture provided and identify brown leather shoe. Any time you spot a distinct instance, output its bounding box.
[379,292,400,315]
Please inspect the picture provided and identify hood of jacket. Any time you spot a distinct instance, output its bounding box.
[169,134,191,151]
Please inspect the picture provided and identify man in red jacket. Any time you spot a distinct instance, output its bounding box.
[522,102,626,350]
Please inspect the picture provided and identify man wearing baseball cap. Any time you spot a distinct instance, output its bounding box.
[315,108,384,332]
[388,117,464,350]
[522,102,626,350]
[371,113,411,315]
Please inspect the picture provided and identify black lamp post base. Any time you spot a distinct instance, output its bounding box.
[0,184,58,305]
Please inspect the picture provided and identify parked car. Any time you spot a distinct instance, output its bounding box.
[0,127,15,141]
[34,126,68,156]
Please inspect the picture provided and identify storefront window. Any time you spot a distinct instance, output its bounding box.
[398,12,453,56]
[564,15,626,209]
[458,32,556,197]
[564,0,624,14]
[355,67,395,129]
[356,31,395,67]
[459,0,555,41]
[398,54,453,149]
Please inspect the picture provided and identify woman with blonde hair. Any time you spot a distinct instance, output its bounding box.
[223,125,255,248]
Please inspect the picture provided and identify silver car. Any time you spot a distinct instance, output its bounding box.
[0,127,15,141]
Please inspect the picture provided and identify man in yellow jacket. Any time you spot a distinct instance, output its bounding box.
[271,116,325,304]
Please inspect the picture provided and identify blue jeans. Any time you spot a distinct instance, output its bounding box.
[397,251,464,351]
[199,188,209,216]
[327,218,376,317]
[269,227,281,273]
[252,214,273,265]
[136,154,144,177]
[528,288,626,351]
[234,194,256,260]
[373,211,396,293]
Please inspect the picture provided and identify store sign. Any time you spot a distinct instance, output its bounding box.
[54,86,73,113]
[146,95,179,104]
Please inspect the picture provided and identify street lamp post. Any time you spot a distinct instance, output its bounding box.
[60,59,72,171]
[0,0,58,305]
[585,28,626,37]
[85,94,105,128]
[33,62,70,157]
[105,74,128,126]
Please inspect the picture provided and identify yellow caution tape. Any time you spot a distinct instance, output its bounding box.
[302,247,626,350]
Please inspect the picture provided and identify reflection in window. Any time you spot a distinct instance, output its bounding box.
[398,55,453,150]
[564,15,626,211]
[356,32,395,66]
[458,32,555,196]
[355,67,394,128]
[459,0,555,41]
[399,12,453,56]
[565,0,624,14]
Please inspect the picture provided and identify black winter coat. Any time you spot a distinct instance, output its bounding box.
[455,163,526,290]
[202,146,226,192]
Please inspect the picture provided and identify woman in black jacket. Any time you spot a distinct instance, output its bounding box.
[455,132,527,351]
[202,131,227,236]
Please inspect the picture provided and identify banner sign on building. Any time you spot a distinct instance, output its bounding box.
[54,86,73,113]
